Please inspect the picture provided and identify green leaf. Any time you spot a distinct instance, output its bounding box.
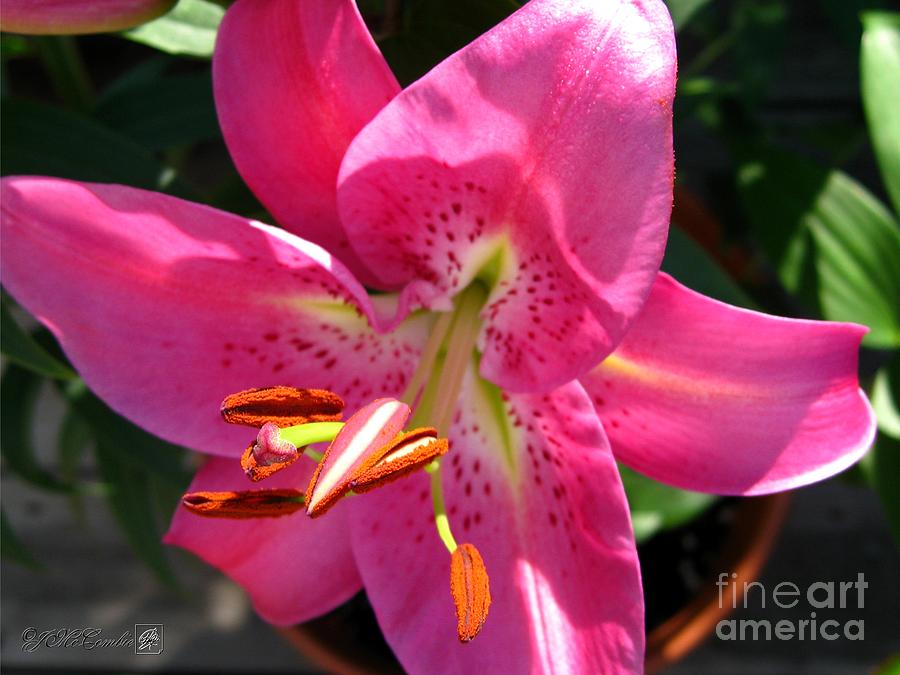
[57,407,96,521]
[661,224,755,308]
[619,464,718,544]
[123,0,225,58]
[1,34,33,60]
[1,510,42,570]
[665,0,712,31]
[94,442,179,587]
[819,0,888,51]
[378,0,520,85]
[57,408,94,483]
[100,56,172,100]
[95,71,218,150]
[731,0,788,106]
[64,383,192,488]
[0,98,193,197]
[1,301,75,380]
[738,147,900,348]
[861,12,900,215]
[873,358,900,438]
[875,654,900,675]
[871,432,900,550]
[0,365,73,492]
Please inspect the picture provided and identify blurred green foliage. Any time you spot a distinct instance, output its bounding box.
[1,0,899,577]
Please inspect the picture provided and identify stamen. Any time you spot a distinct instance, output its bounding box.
[305,398,411,518]
[449,543,491,642]
[431,465,458,553]
[182,489,305,518]
[221,386,344,427]
[408,284,487,557]
[350,428,449,493]
[430,285,485,433]
[401,310,454,405]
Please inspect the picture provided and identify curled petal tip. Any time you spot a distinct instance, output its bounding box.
[221,386,344,428]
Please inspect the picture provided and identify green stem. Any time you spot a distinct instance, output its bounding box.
[431,466,457,553]
[302,448,324,463]
[415,284,488,554]
[682,27,736,78]
[401,310,454,406]
[431,284,486,434]
[35,36,93,112]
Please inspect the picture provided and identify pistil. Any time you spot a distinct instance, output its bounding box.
[279,421,346,461]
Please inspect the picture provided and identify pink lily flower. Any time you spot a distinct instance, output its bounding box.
[0,0,176,34]
[0,0,876,671]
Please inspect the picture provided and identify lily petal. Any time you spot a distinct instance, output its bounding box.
[0,0,175,34]
[582,273,876,495]
[349,374,643,673]
[164,456,361,624]
[338,0,676,392]
[0,177,431,456]
[214,0,399,285]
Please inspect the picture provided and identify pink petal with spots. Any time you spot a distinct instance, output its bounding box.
[1,0,175,34]
[348,374,643,673]
[338,0,676,392]
[306,397,410,515]
[1,177,431,457]
[582,273,876,495]
[214,0,399,286]
[164,456,361,624]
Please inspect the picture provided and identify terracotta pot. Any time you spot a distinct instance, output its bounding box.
[645,492,790,672]
[279,492,791,674]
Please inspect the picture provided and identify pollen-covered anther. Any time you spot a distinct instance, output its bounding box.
[350,427,449,493]
[449,543,492,642]
[241,422,300,482]
[182,489,305,519]
[220,386,344,428]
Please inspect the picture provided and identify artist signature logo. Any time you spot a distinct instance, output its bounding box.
[20,624,164,654]
[134,624,164,655]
